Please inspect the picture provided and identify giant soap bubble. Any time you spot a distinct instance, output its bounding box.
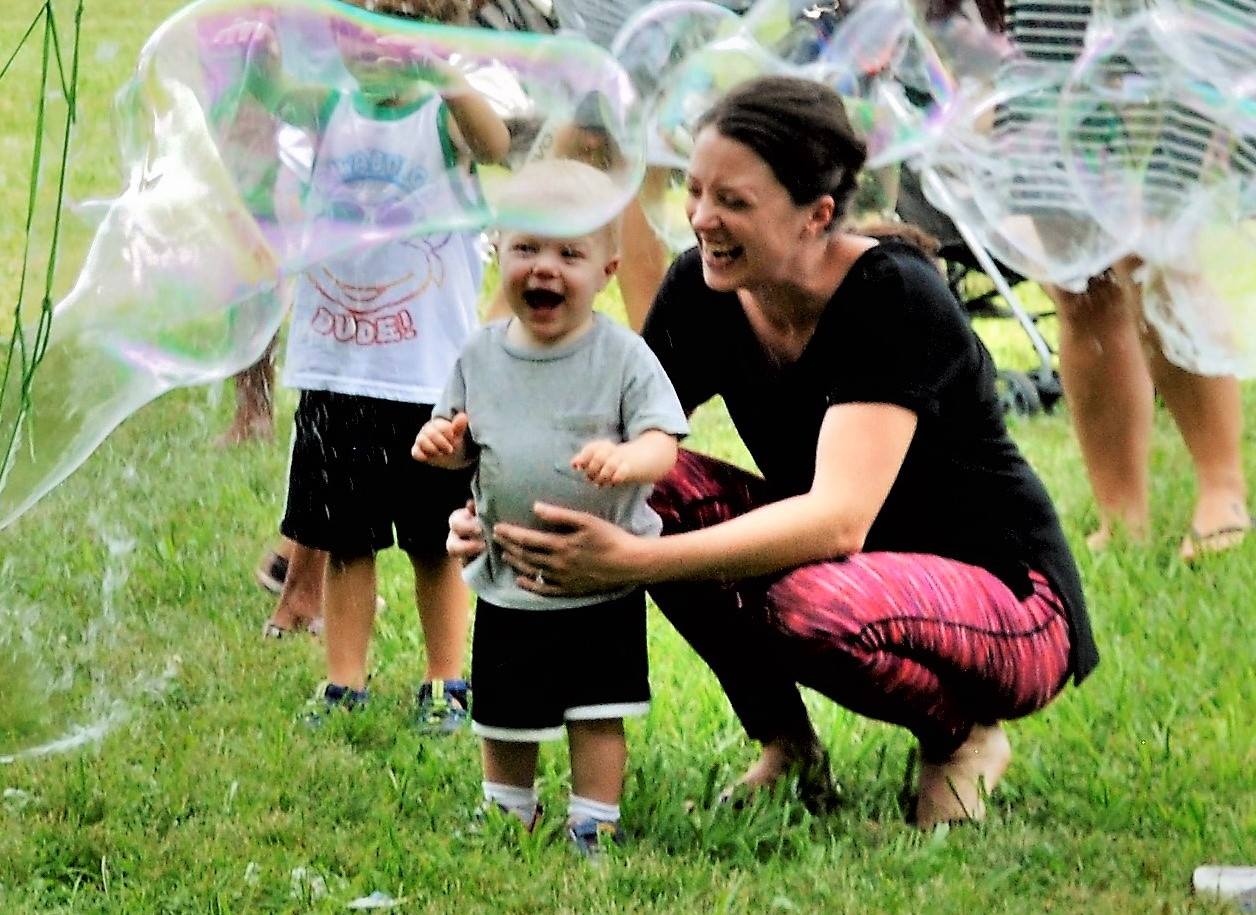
[0,0,645,530]
[9,0,1256,536]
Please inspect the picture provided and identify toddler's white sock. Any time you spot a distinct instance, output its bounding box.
[483,781,538,825]
[567,794,620,824]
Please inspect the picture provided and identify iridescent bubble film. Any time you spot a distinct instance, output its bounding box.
[0,0,643,530]
[7,0,1256,534]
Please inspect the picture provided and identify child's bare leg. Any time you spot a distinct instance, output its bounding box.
[568,718,626,806]
[265,541,327,635]
[483,738,540,786]
[409,548,470,682]
[482,738,541,826]
[567,718,627,845]
[323,553,377,691]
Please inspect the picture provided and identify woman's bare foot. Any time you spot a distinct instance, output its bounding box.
[719,735,839,813]
[915,724,1012,828]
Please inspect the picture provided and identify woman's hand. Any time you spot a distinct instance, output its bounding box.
[493,502,648,596]
[446,500,486,564]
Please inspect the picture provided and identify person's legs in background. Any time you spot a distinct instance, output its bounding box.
[262,538,327,637]
[217,337,277,446]
[1049,260,1250,556]
[617,190,669,333]
[1143,329,1249,559]
[1047,260,1154,548]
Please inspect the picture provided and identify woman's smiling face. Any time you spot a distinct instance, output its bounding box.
[685,126,826,292]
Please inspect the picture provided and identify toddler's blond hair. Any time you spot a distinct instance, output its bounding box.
[494,158,625,253]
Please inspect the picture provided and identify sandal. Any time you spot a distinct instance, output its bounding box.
[1181,517,1254,564]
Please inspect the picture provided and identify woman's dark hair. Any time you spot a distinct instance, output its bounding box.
[694,75,868,226]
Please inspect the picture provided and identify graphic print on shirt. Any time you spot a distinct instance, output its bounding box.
[306,143,455,348]
[283,93,483,404]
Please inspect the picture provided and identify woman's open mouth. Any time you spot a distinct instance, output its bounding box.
[700,241,743,268]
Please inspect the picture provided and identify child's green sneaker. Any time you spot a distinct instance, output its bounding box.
[414,678,469,735]
[302,681,369,728]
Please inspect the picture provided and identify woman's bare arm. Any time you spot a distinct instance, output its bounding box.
[494,402,916,593]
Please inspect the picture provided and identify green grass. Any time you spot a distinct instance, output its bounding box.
[1,342,1254,914]
[2,2,1256,912]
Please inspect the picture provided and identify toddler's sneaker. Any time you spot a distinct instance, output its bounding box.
[566,818,624,858]
[415,678,469,735]
[474,800,542,833]
[302,681,369,728]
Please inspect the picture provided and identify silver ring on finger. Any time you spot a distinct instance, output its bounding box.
[534,570,545,586]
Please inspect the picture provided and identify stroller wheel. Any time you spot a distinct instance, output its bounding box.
[1028,367,1064,413]
[997,370,1043,417]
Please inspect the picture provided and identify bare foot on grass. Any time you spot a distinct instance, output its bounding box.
[915,724,1011,828]
[1085,517,1149,552]
[719,735,839,813]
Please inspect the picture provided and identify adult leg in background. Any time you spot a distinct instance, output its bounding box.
[1047,260,1153,548]
[1049,260,1249,556]
[1142,319,1249,559]
[264,538,327,636]
[217,335,277,446]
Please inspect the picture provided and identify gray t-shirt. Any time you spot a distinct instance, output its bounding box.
[435,314,689,610]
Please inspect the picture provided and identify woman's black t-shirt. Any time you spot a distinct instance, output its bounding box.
[642,242,1098,683]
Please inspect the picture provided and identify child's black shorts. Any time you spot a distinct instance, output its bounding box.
[470,591,650,742]
[281,390,474,559]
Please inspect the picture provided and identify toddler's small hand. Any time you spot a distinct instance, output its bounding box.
[373,37,460,87]
[571,439,630,487]
[413,412,469,462]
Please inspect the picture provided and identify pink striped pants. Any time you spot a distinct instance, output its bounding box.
[647,450,1073,760]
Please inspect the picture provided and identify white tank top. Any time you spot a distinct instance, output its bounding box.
[283,92,485,404]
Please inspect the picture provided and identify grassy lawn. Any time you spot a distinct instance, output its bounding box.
[2,2,1255,912]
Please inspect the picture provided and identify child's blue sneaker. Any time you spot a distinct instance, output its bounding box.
[566,818,624,858]
[415,678,469,735]
[302,681,369,728]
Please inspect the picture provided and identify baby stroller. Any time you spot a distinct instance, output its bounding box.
[896,166,1063,416]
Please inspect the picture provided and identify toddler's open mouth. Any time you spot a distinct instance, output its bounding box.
[522,288,565,310]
